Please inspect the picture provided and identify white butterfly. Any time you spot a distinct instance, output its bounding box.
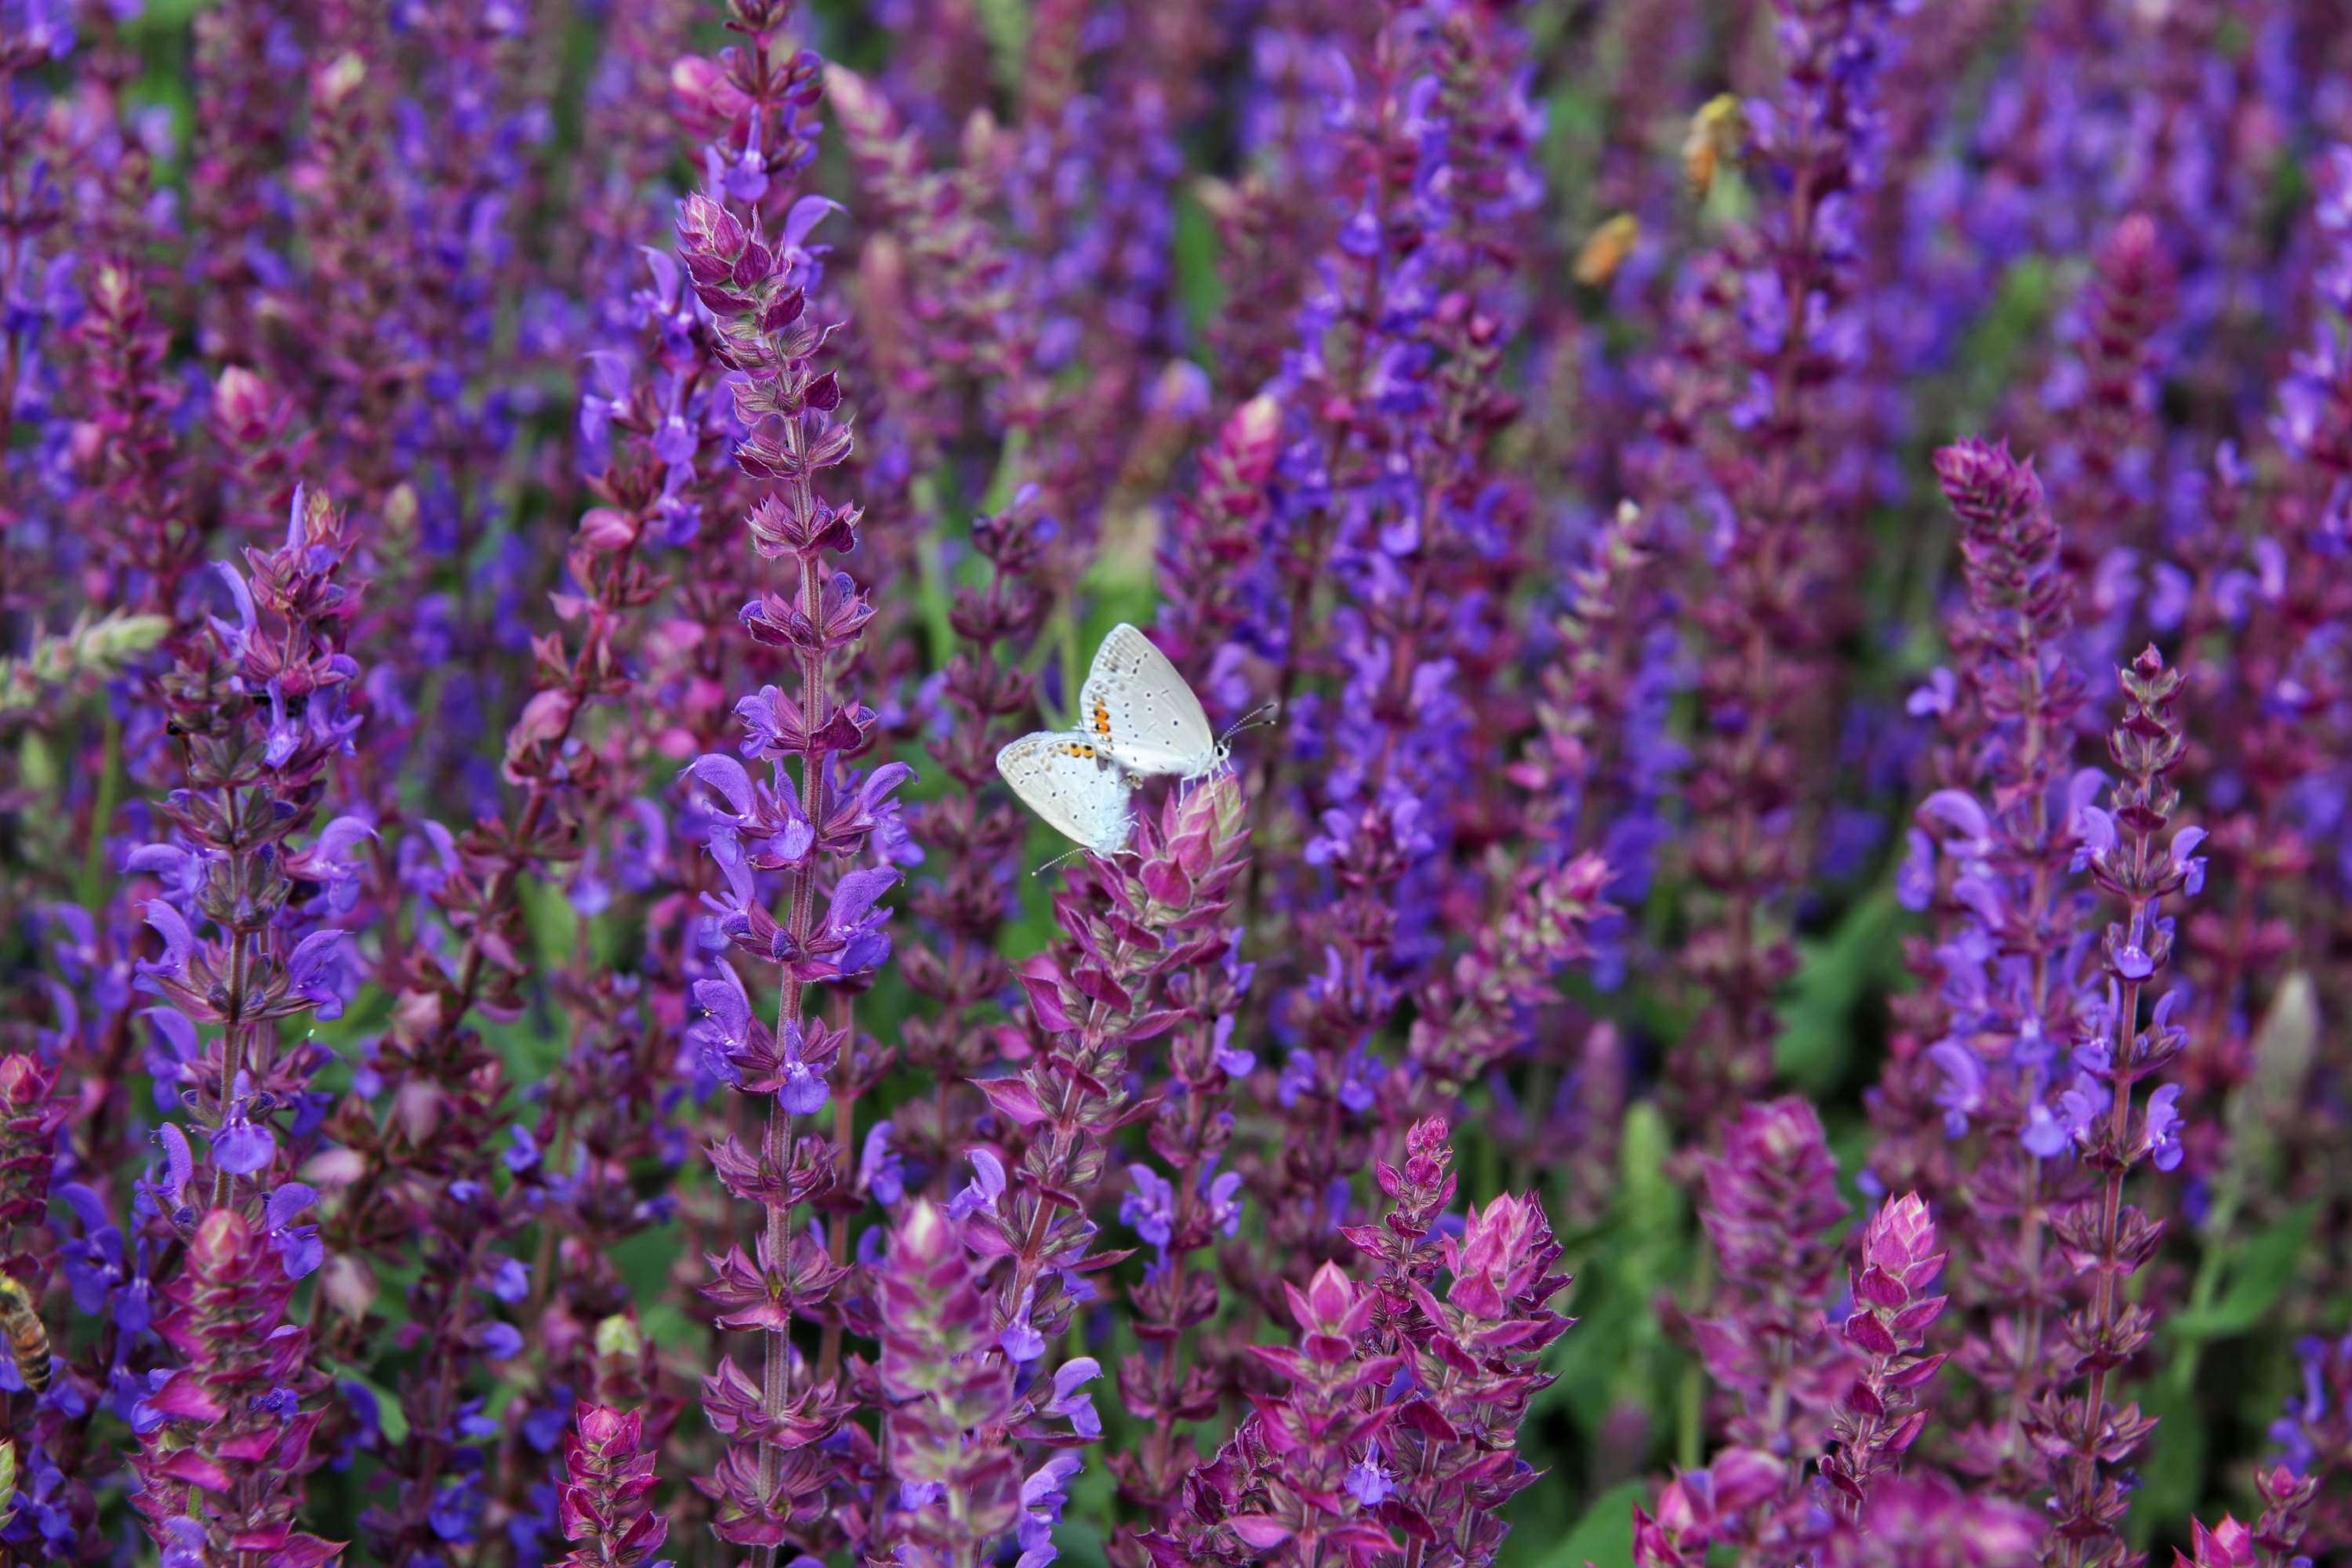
[995,624,1227,855]
[1073,622,1226,779]
[994,731,1135,857]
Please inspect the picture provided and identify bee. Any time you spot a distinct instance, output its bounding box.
[0,1274,49,1396]
[1682,93,1749,201]
[1573,214,1641,288]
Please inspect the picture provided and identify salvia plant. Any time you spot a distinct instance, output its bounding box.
[11,1,2352,1567]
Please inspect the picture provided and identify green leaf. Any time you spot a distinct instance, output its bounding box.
[974,0,1030,93]
[517,870,583,974]
[1773,887,1905,1095]
[1532,1479,1646,1568]
[2125,1376,2205,1549]
[1172,183,1225,342]
[1617,1102,1681,1279]
[2166,1201,2317,1341]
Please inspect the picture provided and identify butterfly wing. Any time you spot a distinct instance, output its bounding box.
[1081,622,1218,777]
[996,731,1135,855]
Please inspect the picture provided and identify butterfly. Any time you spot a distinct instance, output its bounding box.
[996,623,1227,855]
[994,731,1136,857]
[1075,622,1226,780]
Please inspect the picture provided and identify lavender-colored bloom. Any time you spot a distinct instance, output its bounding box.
[1895,826,1936,913]
[1121,1164,1178,1250]
[860,1120,905,1205]
[947,1149,1006,1220]
[1925,1039,1986,1138]
[208,1073,275,1176]
[2020,1099,2070,1160]
[483,1256,529,1304]
[1000,1286,1046,1364]
[285,929,354,1018]
[2143,1083,2187,1172]
[1015,1453,1084,1568]
[1344,1451,1392,1508]
[262,1184,322,1280]
[154,1123,193,1208]
[1045,1359,1102,1439]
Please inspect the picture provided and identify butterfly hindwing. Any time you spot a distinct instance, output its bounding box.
[1080,622,1220,778]
[995,731,1135,856]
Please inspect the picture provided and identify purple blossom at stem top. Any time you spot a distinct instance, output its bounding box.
[1650,0,1908,1147]
[132,487,365,1207]
[1888,437,2096,1501]
[1228,0,1544,1316]
[2031,644,2201,1566]
[1340,1118,1577,1568]
[670,1,911,1553]
[874,1197,1099,1568]
[118,487,365,1568]
[557,1404,670,1568]
[1682,1095,1851,1513]
[1819,1193,1949,1515]
[1106,775,1256,1551]
[1145,1117,1573,1568]
[1144,1259,1402,1568]
[130,1207,343,1568]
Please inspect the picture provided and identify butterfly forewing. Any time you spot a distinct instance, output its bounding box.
[1082,622,1220,778]
[995,731,1135,856]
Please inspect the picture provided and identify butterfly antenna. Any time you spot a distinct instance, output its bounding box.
[1033,846,1089,877]
[1219,699,1282,747]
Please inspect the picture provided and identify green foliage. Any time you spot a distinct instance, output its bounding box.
[1533,1479,1646,1568]
[1171,183,1225,340]
[2169,1203,2321,1345]
[1773,886,1908,1097]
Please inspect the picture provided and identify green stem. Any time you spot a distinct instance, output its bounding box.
[914,470,956,671]
[78,708,122,911]
[2172,1187,2241,1394]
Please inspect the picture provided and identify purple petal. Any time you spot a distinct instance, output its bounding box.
[157,1124,193,1200]
[141,902,195,971]
[212,561,258,638]
[826,867,900,931]
[286,929,350,982]
[264,1183,319,1229]
[212,1120,276,1176]
[683,753,760,819]
[781,194,842,247]
[314,815,379,860]
[1918,789,1990,844]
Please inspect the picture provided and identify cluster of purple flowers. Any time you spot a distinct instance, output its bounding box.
[6,1,2352,1566]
